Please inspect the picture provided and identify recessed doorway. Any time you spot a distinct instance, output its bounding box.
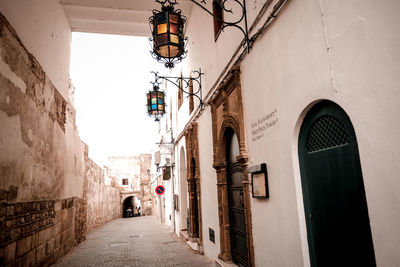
[298,101,376,267]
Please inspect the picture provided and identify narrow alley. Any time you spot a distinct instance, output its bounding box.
[54,216,214,267]
[1,1,400,267]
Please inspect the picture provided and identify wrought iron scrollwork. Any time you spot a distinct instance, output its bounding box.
[190,0,253,52]
[151,69,204,108]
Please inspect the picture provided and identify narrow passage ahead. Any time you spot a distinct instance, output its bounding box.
[53,216,214,267]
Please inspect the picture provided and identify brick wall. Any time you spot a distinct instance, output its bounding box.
[0,198,86,266]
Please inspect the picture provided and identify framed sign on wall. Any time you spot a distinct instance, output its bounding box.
[249,163,269,199]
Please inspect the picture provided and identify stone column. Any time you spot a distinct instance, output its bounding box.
[214,162,232,261]
[187,179,198,238]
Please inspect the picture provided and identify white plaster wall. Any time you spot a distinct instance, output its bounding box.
[241,0,400,266]
[197,106,220,260]
[319,2,400,266]
[0,0,72,99]
[241,0,331,265]
[182,0,400,266]
[164,179,173,227]
[174,139,188,236]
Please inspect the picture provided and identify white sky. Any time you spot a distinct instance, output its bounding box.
[70,32,163,166]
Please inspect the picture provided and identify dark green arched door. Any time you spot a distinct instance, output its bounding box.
[298,101,376,267]
[226,128,248,267]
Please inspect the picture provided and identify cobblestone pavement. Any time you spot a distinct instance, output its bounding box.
[52,216,215,267]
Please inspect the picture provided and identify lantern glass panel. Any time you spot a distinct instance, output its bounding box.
[158,98,163,104]
[158,92,163,98]
[170,24,178,34]
[158,105,164,110]
[152,104,157,109]
[169,14,178,24]
[158,45,169,57]
[169,46,179,57]
[157,23,167,34]
[152,98,157,104]
[155,34,168,46]
[157,13,167,24]
[170,34,179,44]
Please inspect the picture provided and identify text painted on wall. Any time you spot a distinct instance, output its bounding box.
[251,108,278,142]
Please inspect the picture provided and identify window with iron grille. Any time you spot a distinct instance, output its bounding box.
[306,115,350,153]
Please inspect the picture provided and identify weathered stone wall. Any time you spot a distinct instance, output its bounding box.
[139,154,153,216]
[85,147,121,233]
[107,155,152,215]
[0,13,87,266]
[0,198,86,266]
[0,12,85,203]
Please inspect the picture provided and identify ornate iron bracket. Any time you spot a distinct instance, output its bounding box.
[151,68,204,108]
[190,0,253,52]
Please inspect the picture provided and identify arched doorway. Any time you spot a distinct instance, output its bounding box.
[298,101,376,267]
[225,128,248,266]
[122,196,134,218]
[179,147,188,232]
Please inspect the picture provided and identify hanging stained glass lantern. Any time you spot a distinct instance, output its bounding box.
[149,0,187,68]
[146,85,166,121]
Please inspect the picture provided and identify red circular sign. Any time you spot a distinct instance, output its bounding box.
[155,185,165,195]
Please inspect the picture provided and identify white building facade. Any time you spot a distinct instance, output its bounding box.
[1,0,399,266]
[154,0,400,266]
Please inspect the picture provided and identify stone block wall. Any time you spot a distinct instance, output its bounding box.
[85,147,121,233]
[0,12,85,204]
[0,13,87,266]
[106,155,152,216]
[0,198,86,266]
[0,11,120,266]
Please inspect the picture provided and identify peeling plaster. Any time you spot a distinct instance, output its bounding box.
[0,48,26,93]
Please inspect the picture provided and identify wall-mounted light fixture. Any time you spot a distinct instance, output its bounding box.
[147,69,204,117]
[149,0,252,68]
[146,82,166,121]
[149,0,187,68]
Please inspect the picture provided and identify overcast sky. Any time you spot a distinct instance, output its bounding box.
[70,32,163,166]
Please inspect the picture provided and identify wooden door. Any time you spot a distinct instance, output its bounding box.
[226,129,248,266]
[298,101,376,267]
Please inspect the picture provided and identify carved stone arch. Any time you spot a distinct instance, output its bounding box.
[217,115,241,161]
[121,194,136,218]
[210,66,254,266]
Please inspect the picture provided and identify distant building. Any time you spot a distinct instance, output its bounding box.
[106,155,153,216]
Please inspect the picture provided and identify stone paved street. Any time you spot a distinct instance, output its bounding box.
[53,216,215,267]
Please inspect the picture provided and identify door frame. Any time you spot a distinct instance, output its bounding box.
[210,66,254,266]
[293,100,375,266]
[185,122,203,245]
